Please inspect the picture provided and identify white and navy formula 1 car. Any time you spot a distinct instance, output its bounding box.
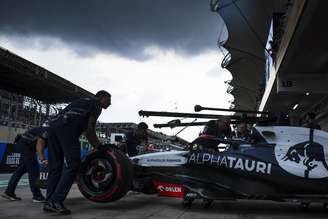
[77,124,328,209]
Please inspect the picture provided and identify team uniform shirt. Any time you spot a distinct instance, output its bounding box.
[232,130,251,141]
[124,131,143,157]
[20,127,49,150]
[55,97,102,136]
[202,120,232,139]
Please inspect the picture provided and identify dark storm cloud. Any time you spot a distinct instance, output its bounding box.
[0,0,225,59]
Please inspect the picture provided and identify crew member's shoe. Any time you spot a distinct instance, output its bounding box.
[1,192,22,201]
[43,201,71,215]
[32,195,46,203]
[43,202,53,213]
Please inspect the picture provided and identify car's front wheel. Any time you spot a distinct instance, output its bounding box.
[77,147,133,202]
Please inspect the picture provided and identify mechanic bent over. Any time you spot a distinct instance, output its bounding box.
[1,126,48,202]
[120,122,148,157]
[44,90,111,215]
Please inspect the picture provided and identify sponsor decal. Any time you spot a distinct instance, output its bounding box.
[146,158,182,163]
[39,171,48,180]
[6,153,21,166]
[275,141,328,178]
[153,181,184,198]
[0,143,22,173]
[188,152,272,175]
[137,152,188,167]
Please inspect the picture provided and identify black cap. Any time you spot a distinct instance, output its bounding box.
[138,122,148,129]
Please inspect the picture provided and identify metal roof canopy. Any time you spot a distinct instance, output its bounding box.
[216,0,287,110]
[0,47,94,104]
[260,0,328,116]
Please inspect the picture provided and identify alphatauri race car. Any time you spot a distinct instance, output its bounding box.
[76,124,328,209]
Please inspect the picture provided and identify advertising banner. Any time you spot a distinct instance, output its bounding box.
[0,143,22,173]
[1,141,91,187]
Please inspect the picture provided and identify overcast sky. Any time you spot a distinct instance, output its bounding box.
[0,0,232,141]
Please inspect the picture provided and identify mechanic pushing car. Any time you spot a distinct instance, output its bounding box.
[202,116,232,138]
[119,122,148,157]
[1,126,49,203]
[43,90,111,215]
[232,122,251,141]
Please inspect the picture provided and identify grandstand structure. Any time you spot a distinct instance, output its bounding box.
[0,46,186,145]
[0,46,94,142]
[0,46,94,103]
[0,46,187,174]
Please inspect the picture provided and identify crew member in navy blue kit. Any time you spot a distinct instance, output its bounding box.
[202,116,232,139]
[44,90,111,215]
[1,126,49,202]
[119,122,148,157]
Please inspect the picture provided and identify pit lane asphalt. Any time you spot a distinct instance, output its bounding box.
[0,179,327,218]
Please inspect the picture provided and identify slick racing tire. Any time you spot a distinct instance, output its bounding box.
[77,147,133,202]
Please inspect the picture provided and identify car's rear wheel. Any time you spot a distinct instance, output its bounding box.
[77,147,133,202]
